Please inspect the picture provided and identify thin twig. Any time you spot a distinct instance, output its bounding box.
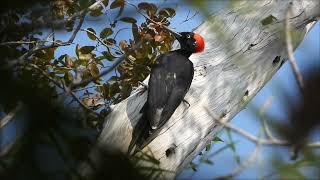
[215,140,262,179]
[0,102,23,128]
[67,14,86,44]
[180,10,199,25]
[29,64,99,118]
[259,96,276,140]
[285,4,304,92]
[67,0,104,22]
[204,107,320,148]
[80,28,123,54]
[0,40,73,46]
[0,41,38,46]
[72,85,102,92]
[70,54,126,89]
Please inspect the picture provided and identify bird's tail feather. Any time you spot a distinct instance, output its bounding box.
[127,104,151,155]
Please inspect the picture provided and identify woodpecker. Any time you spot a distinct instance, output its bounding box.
[129,31,205,154]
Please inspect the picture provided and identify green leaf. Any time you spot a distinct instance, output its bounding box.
[138,2,150,11]
[100,28,113,39]
[205,143,211,151]
[120,83,131,98]
[189,162,197,172]
[90,7,103,17]
[137,2,156,15]
[201,159,213,165]
[89,63,100,77]
[76,45,93,61]
[132,23,140,41]
[110,0,124,17]
[86,28,97,40]
[105,38,116,46]
[102,83,110,99]
[212,136,224,142]
[35,47,56,61]
[102,0,109,6]
[117,5,124,17]
[110,82,120,96]
[110,0,124,9]
[64,71,74,83]
[108,76,118,82]
[65,55,74,68]
[80,54,93,61]
[75,44,81,57]
[235,155,241,165]
[55,67,69,74]
[159,8,176,18]
[119,17,137,23]
[79,0,90,9]
[102,51,116,61]
[80,46,95,54]
[261,15,277,26]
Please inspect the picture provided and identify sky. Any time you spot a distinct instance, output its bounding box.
[0,0,319,179]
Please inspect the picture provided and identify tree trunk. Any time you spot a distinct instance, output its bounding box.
[79,0,320,179]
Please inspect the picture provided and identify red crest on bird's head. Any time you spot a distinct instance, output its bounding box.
[193,34,205,53]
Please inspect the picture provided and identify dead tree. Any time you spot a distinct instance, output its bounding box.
[79,0,320,179]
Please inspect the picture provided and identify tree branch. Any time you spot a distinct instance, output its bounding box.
[67,0,105,22]
[29,64,99,118]
[0,102,23,128]
[285,3,305,92]
[260,96,277,140]
[80,28,122,54]
[205,107,320,148]
[215,140,262,179]
[6,7,86,68]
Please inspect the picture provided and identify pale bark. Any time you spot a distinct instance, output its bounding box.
[79,0,320,179]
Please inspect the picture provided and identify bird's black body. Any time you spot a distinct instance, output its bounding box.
[146,49,194,130]
[128,32,204,154]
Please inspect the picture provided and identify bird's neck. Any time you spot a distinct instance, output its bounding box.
[175,49,193,58]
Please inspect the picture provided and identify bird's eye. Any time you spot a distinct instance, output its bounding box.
[186,34,191,38]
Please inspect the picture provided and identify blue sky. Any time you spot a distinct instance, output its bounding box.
[0,1,319,178]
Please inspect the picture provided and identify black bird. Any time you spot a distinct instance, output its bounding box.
[129,31,205,154]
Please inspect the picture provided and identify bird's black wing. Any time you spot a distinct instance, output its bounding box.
[129,53,194,154]
[157,59,194,128]
[146,54,173,130]
[148,53,194,130]
[128,54,172,153]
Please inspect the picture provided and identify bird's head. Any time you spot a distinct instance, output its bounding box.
[173,32,205,53]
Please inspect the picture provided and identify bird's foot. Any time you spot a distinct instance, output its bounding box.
[182,99,190,108]
[139,81,148,89]
[137,81,148,95]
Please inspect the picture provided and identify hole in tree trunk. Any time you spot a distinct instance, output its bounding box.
[272,56,281,65]
[245,90,249,96]
[165,144,177,157]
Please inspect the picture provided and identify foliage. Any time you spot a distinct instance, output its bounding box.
[0,0,319,179]
[0,0,177,126]
[0,0,177,178]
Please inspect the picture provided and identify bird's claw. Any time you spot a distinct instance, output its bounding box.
[182,99,190,107]
[137,82,148,95]
[139,81,148,89]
